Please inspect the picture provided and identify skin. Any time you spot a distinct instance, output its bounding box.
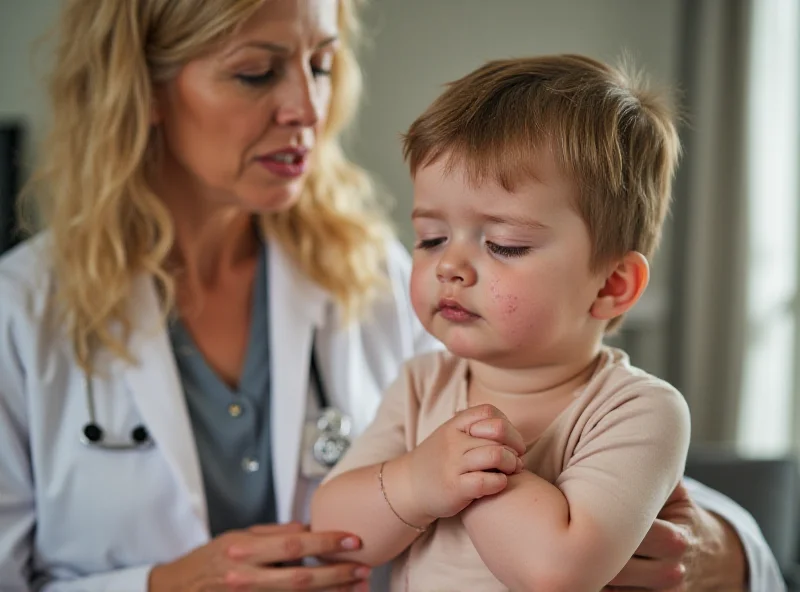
[146,1,370,590]
[409,154,615,391]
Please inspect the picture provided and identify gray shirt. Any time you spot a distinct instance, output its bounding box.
[169,246,276,536]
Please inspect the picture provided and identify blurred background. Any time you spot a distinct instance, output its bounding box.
[1,0,800,574]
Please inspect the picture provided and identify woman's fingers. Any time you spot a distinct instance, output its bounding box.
[226,561,371,590]
[634,518,689,560]
[468,417,526,455]
[461,444,521,475]
[605,555,686,589]
[248,522,308,536]
[606,520,688,589]
[316,584,369,592]
[226,530,363,565]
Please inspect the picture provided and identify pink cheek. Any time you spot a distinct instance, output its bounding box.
[409,269,429,320]
[489,280,519,316]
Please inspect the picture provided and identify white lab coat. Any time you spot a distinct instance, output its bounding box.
[0,234,439,592]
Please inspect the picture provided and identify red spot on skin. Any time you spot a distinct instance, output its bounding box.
[490,279,519,314]
[504,295,519,315]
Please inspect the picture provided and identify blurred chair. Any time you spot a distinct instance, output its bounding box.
[685,447,800,588]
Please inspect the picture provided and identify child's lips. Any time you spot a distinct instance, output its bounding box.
[436,299,480,322]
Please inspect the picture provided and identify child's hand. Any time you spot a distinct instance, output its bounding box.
[408,404,525,521]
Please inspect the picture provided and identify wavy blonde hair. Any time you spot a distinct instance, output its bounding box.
[26,0,389,371]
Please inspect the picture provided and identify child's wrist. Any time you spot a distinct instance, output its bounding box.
[383,455,436,528]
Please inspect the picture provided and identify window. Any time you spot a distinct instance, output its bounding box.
[737,0,799,455]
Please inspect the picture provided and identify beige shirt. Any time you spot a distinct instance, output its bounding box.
[327,348,691,591]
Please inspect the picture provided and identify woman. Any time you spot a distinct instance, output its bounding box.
[0,0,437,589]
[0,0,782,590]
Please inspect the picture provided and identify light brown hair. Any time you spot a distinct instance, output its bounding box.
[403,54,681,273]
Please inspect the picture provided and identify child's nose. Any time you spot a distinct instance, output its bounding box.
[436,246,477,285]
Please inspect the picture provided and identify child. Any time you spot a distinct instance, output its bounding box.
[311,54,689,592]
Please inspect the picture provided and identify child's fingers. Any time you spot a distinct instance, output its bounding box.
[450,404,508,434]
[467,417,525,455]
[461,444,519,475]
[458,470,508,499]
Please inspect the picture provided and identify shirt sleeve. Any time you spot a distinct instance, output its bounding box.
[324,363,416,484]
[555,382,692,568]
[684,477,787,592]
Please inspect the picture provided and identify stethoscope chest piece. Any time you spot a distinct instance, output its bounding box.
[312,408,352,467]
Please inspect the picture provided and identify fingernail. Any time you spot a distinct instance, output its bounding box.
[516,457,524,472]
[341,536,361,550]
[354,566,371,579]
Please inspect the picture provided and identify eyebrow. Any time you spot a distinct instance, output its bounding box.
[411,207,443,220]
[226,35,339,57]
[481,214,550,230]
[411,208,549,230]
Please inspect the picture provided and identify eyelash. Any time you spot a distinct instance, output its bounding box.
[237,64,332,87]
[414,238,531,258]
[415,238,445,250]
[487,243,530,258]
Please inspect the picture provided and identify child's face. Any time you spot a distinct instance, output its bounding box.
[410,153,608,367]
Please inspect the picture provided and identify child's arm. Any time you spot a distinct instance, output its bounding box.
[312,395,526,566]
[461,385,691,592]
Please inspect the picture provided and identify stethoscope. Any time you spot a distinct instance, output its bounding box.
[81,370,154,451]
[80,336,352,466]
[308,335,352,468]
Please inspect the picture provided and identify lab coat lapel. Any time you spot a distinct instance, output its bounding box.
[268,240,328,523]
[121,275,209,531]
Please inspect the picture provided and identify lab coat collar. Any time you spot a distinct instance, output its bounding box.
[119,239,329,530]
[120,274,209,531]
[268,239,329,522]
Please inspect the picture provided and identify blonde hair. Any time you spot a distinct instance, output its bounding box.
[403,54,680,270]
[26,0,388,372]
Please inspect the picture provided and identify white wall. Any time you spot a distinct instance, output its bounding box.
[351,0,682,246]
[0,0,59,164]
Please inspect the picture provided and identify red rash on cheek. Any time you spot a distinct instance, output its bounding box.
[505,296,519,315]
[490,280,519,315]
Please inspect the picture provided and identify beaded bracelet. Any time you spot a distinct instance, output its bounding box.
[378,461,428,533]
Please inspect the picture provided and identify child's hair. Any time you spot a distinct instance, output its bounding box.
[403,53,681,275]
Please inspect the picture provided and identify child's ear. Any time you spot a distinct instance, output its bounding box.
[590,251,649,321]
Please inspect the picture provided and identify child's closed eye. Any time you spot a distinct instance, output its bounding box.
[486,242,531,258]
[415,237,446,250]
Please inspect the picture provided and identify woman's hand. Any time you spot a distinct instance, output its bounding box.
[402,404,526,523]
[604,482,748,591]
[148,522,371,592]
